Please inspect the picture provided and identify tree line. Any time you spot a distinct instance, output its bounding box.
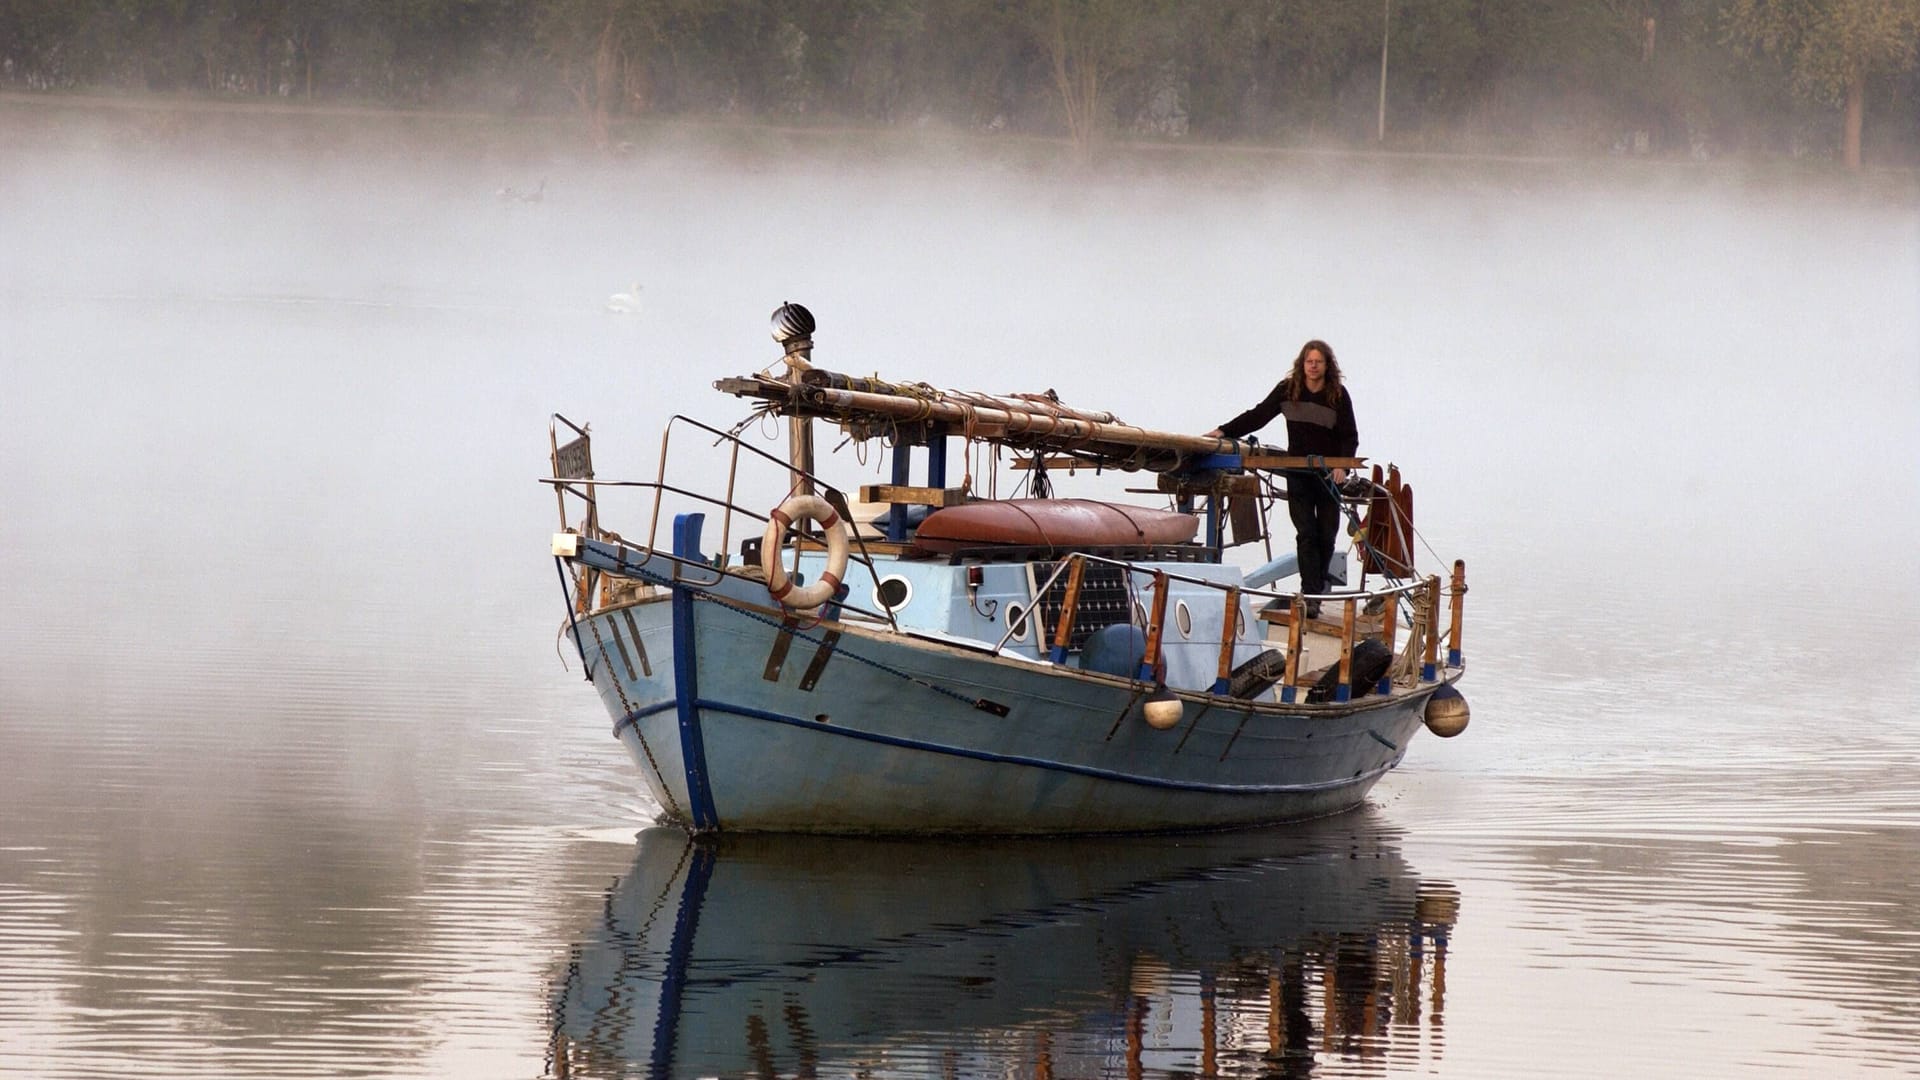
[4,0,1916,168]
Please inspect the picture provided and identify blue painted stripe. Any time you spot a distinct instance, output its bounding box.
[649,844,714,1080]
[613,699,677,737]
[671,587,719,830]
[693,698,1394,796]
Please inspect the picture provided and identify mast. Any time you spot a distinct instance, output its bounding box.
[716,368,1361,475]
[770,302,817,496]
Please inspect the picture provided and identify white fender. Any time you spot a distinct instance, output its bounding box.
[761,494,850,611]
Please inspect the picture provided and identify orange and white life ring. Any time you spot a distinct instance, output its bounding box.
[761,494,850,611]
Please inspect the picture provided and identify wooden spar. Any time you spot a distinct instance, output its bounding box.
[789,415,815,497]
[799,370,1120,423]
[1214,586,1241,695]
[815,383,1315,461]
[1377,592,1397,695]
[1048,557,1088,664]
[1139,571,1171,681]
[1448,559,1467,666]
[1281,594,1305,704]
[716,372,1363,473]
[1423,575,1442,680]
[1337,598,1357,702]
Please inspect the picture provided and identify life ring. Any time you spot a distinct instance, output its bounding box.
[761,494,850,611]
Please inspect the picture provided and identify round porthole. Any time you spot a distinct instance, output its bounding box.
[1174,600,1193,637]
[1235,605,1247,638]
[876,575,913,611]
[1132,600,1148,628]
[1004,603,1031,642]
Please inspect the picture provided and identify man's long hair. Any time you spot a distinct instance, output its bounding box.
[1284,339,1343,402]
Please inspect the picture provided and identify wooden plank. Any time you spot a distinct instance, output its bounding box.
[763,615,801,682]
[1156,473,1261,494]
[792,537,916,557]
[1214,587,1241,691]
[1048,557,1089,662]
[1257,606,1384,634]
[1281,594,1305,702]
[1239,454,1366,471]
[857,484,969,507]
[1140,571,1171,679]
[797,630,842,692]
[1337,598,1356,699]
[1010,456,1085,471]
[1449,559,1467,662]
[1424,576,1443,676]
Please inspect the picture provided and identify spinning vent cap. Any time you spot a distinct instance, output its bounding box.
[771,301,816,343]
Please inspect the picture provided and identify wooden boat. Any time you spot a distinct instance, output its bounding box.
[544,302,1471,834]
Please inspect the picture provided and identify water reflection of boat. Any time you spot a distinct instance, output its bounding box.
[548,816,1458,1078]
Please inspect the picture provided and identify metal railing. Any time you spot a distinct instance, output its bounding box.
[544,414,902,630]
[547,415,1465,703]
[991,549,1463,703]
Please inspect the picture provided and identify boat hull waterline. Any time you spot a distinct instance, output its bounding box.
[570,572,1450,835]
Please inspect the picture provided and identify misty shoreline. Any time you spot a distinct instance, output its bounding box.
[6,91,1917,203]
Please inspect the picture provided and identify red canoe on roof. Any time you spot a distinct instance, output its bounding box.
[912,499,1199,555]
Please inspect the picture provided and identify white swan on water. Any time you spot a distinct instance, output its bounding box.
[497,178,546,203]
[606,283,644,313]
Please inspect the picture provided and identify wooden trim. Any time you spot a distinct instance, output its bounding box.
[1282,594,1305,696]
[1239,454,1365,470]
[793,536,916,557]
[1338,599,1356,696]
[1141,571,1171,676]
[1449,559,1467,658]
[1050,557,1089,659]
[1257,606,1384,636]
[1424,576,1443,672]
[1215,587,1241,688]
[858,484,969,507]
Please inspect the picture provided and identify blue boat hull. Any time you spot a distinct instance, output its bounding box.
[571,582,1445,834]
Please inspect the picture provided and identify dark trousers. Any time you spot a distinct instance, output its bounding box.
[1287,471,1341,596]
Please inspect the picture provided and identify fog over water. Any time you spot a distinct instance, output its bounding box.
[2,116,1917,1077]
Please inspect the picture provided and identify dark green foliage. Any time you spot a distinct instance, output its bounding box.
[3,0,1916,164]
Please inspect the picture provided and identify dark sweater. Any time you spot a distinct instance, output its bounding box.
[1217,378,1358,458]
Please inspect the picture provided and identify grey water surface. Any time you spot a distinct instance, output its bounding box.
[2,121,1917,1078]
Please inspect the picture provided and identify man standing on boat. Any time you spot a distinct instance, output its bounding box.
[1206,339,1358,619]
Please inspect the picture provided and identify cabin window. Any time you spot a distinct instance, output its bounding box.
[876,575,913,611]
[1004,603,1031,642]
[1174,600,1192,638]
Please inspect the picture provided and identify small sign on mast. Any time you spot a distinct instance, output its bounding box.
[553,435,593,480]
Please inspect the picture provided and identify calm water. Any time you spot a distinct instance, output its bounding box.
[3,119,1918,1077]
